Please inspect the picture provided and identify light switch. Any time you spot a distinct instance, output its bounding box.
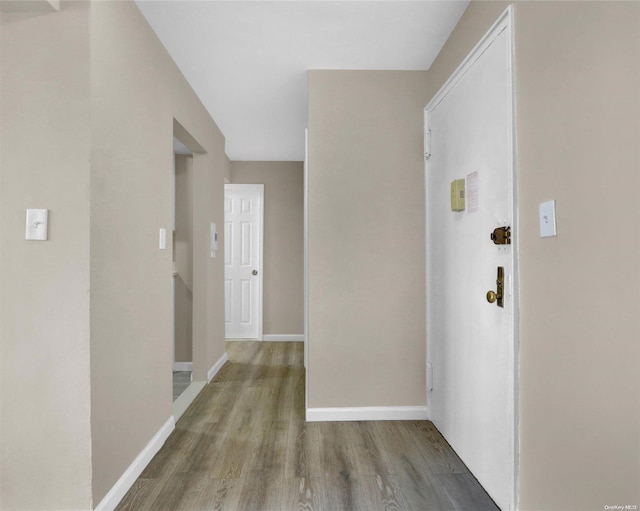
[539,200,557,237]
[25,209,48,240]
[159,228,166,250]
[210,223,218,258]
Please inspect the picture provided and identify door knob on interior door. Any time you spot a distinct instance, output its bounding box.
[252,269,258,276]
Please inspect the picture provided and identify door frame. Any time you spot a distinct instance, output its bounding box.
[304,128,309,412]
[424,6,519,510]
[224,183,264,341]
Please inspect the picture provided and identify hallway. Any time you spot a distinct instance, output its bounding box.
[116,342,498,510]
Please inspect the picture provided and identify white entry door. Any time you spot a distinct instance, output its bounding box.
[224,184,263,340]
[426,9,516,511]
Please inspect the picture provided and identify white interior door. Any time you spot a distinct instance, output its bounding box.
[224,184,263,340]
[426,9,516,511]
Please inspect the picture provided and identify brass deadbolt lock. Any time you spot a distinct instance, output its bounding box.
[491,226,511,245]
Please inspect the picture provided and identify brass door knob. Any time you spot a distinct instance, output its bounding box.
[252,269,258,276]
[486,266,504,307]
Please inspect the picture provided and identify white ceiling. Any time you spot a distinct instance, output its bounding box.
[136,1,469,161]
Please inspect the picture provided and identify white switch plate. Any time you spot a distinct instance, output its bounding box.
[25,209,48,240]
[159,228,166,250]
[539,200,557,237]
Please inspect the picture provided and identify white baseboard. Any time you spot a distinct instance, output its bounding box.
[95,416,175,511]
[262,334,304,342]
[173,361,192,372]
[207,352,228,382]
[306,406,429,422]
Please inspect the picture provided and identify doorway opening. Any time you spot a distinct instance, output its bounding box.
[171,119,208,421]
[173,138,193,402]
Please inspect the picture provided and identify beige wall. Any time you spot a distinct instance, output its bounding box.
[3,2,637,510]
[174,276,193,362]
[174,155,193,362]
[515,3,640,509]
[1,1,229,508]
[0,3,93,509]
[89,0,228,503]
[307,71,428,408]
[231,161,304,335]
[428,2,640,509]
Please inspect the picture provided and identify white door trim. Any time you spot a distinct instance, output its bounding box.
[304,128,309,413]
[257,185,264,341]
[224,183,264,341]
[424,6,518,511]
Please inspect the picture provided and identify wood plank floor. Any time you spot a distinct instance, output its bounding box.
[116,342,499,511]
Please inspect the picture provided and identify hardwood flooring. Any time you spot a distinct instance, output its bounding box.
[116,342,499,511]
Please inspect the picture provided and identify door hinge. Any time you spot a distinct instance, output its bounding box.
[424,129,431,160]
[427,362,433,391]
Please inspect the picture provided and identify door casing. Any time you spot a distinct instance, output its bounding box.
[304,128,310,415]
